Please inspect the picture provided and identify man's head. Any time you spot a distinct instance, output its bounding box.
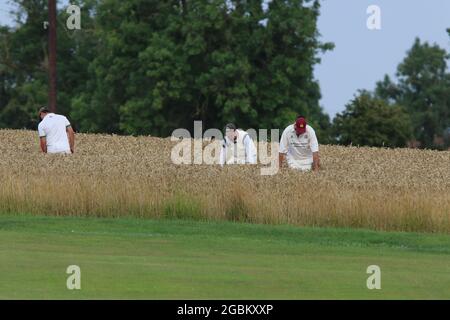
[294,116,307,136]
[38,106,50,121]
[224,123,238,142]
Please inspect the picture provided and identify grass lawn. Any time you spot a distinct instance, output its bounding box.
[0,214,449,299]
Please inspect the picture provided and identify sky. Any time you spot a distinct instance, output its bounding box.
[1,0,449,119]
[314,0,450,117]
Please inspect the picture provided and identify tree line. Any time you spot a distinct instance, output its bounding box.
[0,0,449,149]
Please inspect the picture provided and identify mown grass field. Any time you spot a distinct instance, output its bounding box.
[1,214,449,299]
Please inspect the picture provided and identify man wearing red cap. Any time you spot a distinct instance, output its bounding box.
[279,116,320,171]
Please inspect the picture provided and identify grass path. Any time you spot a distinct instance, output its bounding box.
[0,214,449,299]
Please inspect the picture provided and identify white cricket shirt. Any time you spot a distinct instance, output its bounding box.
[279,124,319,169]
[38,113,72,153]
[220,129,257,165]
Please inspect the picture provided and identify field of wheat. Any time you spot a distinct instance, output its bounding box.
[0,129,449,233]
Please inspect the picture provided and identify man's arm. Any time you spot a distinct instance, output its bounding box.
[244,135,257,164]
[279,153,287,167]
[40,137,47,153]
[219,141,226,166]
[312,152,320,171]
[66,126,75,153]
[309,127,320,171]
[278,128,289,168]
[38,123,47,153]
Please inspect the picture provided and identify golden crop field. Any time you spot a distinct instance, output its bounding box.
[1,129,449,233]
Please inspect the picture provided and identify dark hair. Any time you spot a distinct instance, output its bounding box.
[296,115,306,120]
[38,106,50,114]
[224,123,237,132]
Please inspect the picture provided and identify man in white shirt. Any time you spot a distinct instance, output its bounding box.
[279,116,320,171]
[38,107,75,154]
[219,123,257,165]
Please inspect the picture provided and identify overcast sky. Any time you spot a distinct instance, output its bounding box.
[315,0,450,117]
[1,0,449,118]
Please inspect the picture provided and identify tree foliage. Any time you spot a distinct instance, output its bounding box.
[332,91,413,148]
[1,0,333,140]
[375,38,450,149]
[0,0,98,130]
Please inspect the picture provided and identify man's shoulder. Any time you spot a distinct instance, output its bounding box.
[38,119,48,129]
[237,129,249,136]
[38,119,48,136]
[305,125,318,144]
[238,129,252,137]
[54,114,68,121]
[283,124,295,134]
[306,125,316,133]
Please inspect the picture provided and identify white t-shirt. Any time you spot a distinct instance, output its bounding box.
[38,113,71,153]
[279,124,319,169]
[219,129,257,165]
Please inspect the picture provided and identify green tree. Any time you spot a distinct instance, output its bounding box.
[1,0,333,137]
[332,91,413,148]
[71,0,333,137]
[0,0,98,131]
[0,0,48,129]
[376,38,449,149]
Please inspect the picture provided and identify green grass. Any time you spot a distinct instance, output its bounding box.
[0,214,449,299]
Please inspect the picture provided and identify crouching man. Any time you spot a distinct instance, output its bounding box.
[279,116,320,171]
[38,106,75,154]
[219,123,257,165]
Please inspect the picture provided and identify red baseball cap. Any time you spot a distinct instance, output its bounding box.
[295,117,307,135]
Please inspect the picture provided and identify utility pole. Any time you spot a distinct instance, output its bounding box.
[48,0,57,113]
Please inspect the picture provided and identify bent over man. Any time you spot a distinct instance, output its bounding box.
[219,123,257,165]
[38,106,75,154]
[279,116,320,171]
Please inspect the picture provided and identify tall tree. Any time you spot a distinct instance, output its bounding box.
[1,0,333,138]
[376,38,450,149]
[0,0,98,130]
[332,91,413,148]
[0,0,48,129]
[71,0,333,137]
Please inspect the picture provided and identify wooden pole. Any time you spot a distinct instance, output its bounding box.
[48,0,57,113]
